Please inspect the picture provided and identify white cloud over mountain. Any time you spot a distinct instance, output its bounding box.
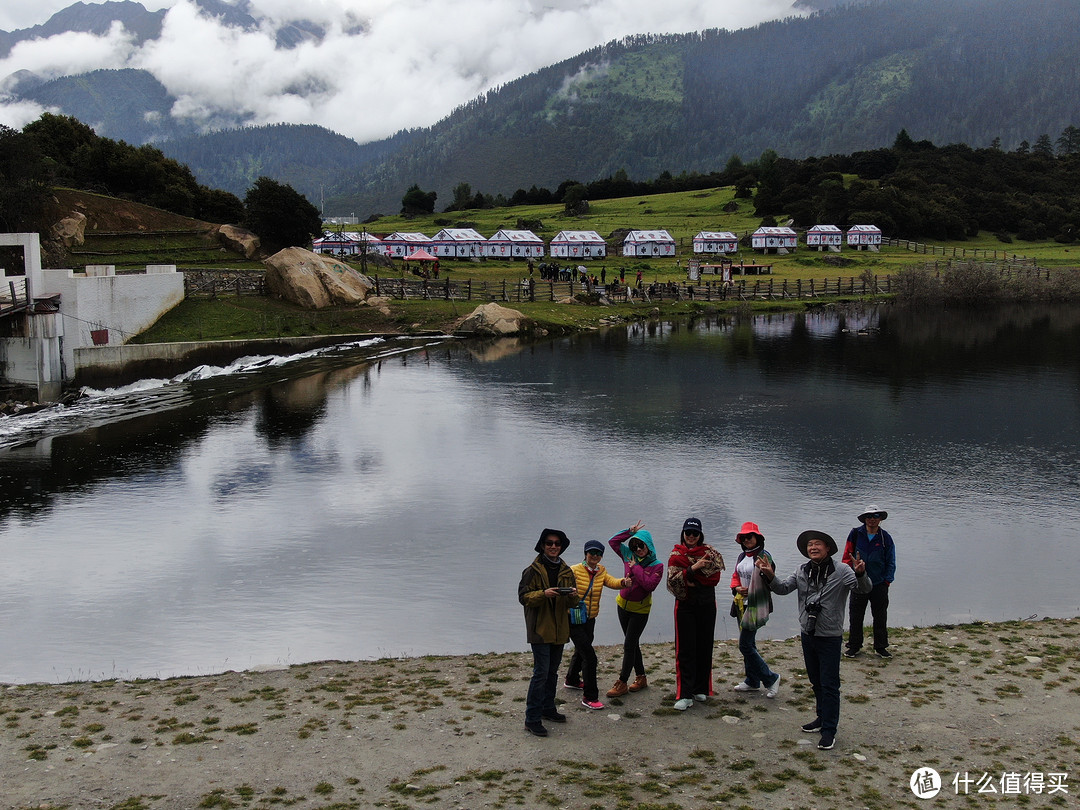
[0,0,797,143]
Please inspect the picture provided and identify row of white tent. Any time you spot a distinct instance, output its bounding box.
[313,225,883,259]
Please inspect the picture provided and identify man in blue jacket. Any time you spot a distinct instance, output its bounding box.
[841,505,896,659]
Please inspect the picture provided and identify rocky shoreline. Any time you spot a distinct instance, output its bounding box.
[2,617,1076,809]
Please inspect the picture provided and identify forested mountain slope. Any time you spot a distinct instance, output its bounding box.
[325,0,1080,215]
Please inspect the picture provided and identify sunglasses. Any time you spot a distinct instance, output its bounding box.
[683,530,701,537]
[543,540,563,547]
[585,550,603,556]
[629,543,646,551]
[865,514,882,520]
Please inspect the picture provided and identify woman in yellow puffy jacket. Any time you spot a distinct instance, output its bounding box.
[564,539,627,709]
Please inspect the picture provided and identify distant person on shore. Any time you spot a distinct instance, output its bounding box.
[605,521,663,698]
[518,528,579,737]
[666,517,725,711]
[757,530,871,750]
[842,505,896,659]
[601,267,606,284]
[730,521,780,698]
[564,540,624,710]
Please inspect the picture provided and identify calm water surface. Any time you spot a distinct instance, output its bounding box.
[0,306,1078,682]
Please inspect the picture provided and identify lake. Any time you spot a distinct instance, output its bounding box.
[0,304,1077,683]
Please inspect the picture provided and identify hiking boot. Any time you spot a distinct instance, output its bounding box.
[801,718,823,733]
[581,699,604,710]
[673,698,693,711]
[628,675,648,692]
[733,681,759,692]
[875,648,892,659]
[765,675,780,699]
[606,680,629,698]
[524,722,548,737]
[542,710,567,723]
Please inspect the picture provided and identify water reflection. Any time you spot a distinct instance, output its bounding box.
[0,305,1077,682]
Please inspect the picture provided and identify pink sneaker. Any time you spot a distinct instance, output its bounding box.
[581,699,605,710]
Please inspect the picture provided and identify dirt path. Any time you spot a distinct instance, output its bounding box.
[2,618,1077,809]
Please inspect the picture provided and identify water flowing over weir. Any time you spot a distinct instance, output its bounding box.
[0,306,1077,683]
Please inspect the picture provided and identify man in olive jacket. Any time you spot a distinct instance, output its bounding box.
[518,528,579,737]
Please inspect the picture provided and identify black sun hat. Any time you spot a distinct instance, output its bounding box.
[796,530,837,558]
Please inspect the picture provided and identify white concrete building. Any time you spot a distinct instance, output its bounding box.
[0,233,183,400]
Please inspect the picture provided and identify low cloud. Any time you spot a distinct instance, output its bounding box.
[0,0,798,142]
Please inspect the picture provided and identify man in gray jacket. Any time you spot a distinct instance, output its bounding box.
[757,530,870,750]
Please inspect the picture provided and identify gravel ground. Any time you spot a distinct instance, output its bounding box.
[1,617,1077,810]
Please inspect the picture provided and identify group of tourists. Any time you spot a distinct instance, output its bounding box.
[517,505,897,751]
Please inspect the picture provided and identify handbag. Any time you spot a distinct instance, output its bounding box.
[568,575,595,625]
[730,591,744,619]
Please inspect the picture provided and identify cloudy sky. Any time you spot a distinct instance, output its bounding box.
[0,0,799,144]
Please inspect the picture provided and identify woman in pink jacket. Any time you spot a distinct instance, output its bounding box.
[605,521,664,698]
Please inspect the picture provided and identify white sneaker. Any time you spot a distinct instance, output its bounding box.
[674,698,693,711]
[693,693,708,702]
[765,675,780,698]
[733,681,759,692]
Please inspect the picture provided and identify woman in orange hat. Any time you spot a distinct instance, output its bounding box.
[730,521,780,697]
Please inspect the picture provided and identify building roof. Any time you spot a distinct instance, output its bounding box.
[847,224,881,232]
[807,225,842,233]
[432,228,486,242]
[488,229,543,243]
[551,230,605,243]
[752,227,797,236]
[693,231,738,240]
[624,230,674,242]
[383,232,431,243]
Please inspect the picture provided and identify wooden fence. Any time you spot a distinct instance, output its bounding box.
[184,270,265,298]
[885,238,1036,264]
[372,275,895,303]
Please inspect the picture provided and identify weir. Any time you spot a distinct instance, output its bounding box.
[0,233,184,402]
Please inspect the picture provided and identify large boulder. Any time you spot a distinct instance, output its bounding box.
[217,225,261,259]
[51,212,87,247]
[456,303,529,335]
[264,247,375,309]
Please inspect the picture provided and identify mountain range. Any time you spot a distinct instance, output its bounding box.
[4,0,1080,217]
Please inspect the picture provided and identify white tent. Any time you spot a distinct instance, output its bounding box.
[692,231,739,254]
[550,230,606,259]
[485,229,544,259]
[430,228,486,258]
[622,230,676,257]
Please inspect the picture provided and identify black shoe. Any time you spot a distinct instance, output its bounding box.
[524,721,548,737]
[817,733,835,750]
[801,718,823,733]
[843,648,860,658]
[875,648,892,659]
[542,710,567,723]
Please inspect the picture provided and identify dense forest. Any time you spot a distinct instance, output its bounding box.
[0,114,244,231]
[438,126,1080,242]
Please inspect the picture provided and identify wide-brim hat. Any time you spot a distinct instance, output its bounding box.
[797,530,837,558]
[858,504,888,522]
[535,528,570,554]
[736,521,764,545]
